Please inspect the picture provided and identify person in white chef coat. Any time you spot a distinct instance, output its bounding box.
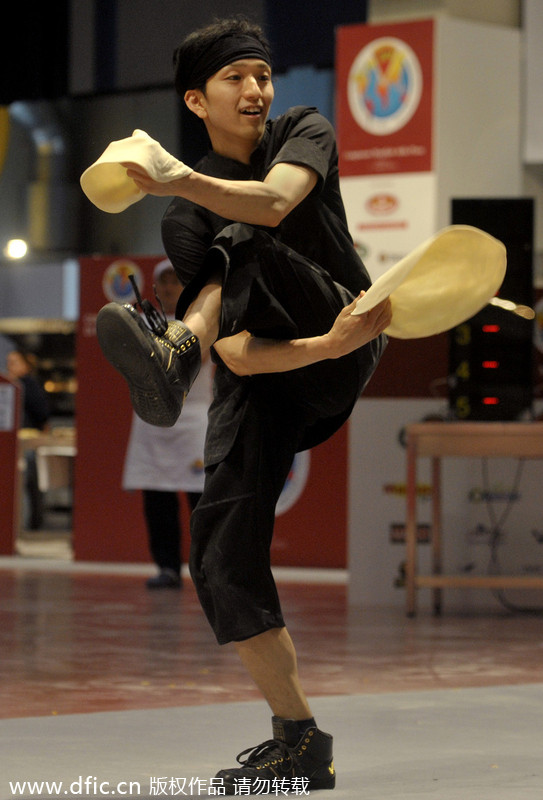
[122,259,213,589]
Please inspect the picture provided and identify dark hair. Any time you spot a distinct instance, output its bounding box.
[173,17,272,97]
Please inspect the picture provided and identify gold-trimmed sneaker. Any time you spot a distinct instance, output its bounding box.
[96,302,201,427]
[214,717,336,795]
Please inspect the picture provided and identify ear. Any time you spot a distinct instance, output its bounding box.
[184,89,208,120]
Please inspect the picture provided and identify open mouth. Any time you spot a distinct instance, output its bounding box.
[240,108,262,116]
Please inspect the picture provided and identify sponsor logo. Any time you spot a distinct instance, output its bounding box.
[102,260,143,303]
[348,36,422,136]
[276,451,310,516]
[366,193,399,215]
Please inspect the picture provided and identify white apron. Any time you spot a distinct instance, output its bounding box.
[122,357,213,492]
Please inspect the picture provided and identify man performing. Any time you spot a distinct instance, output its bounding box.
[92,17,391,794]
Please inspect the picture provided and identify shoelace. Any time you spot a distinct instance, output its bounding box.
[236,739,294,771]
[128,274,168,336]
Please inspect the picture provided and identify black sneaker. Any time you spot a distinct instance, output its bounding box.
[215,716,336,795]
[146,570,182,590]
[96,303,201,427]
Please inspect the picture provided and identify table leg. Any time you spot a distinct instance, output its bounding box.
[406,435,418,617]
[431,456,442,615]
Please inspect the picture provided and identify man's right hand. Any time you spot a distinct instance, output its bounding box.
[326,293,392,359]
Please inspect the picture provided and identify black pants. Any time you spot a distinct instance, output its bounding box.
[143,489,201,575]
[183,223,386,644]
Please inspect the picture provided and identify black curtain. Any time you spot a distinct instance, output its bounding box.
[264,0,367,71]
[0,2,70,104]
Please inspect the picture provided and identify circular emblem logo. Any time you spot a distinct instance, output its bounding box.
[354,240,370,260]
[366,193,399,215]
[348,37,422,136]
[102,260,143,303]
[275,451,310,516]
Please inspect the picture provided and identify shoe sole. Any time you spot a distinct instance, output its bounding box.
[96,303,182,427]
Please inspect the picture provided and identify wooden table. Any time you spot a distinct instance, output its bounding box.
[405,422,543,616]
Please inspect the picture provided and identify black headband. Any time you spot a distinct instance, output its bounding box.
[175,33,272,96]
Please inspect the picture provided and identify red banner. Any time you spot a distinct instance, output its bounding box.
[0,376,20,554]
[74,256,163,563]
[336,18,434,176]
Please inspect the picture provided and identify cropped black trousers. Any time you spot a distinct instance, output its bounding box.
[180,224,386,644]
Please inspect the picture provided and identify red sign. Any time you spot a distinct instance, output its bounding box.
[74,256,164,563]
[336,19,434,176]
[0,376,20,554]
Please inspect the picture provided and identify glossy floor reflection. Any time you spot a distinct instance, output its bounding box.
[1,560,542,721]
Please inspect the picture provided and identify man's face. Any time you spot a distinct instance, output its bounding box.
[6,351,28,379]
[155,268,182,315]
[192,59,274,159]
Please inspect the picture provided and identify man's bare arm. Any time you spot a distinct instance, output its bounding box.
[213,295,392,376]
[125,161,317,227]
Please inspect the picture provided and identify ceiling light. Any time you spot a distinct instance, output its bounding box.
[4,239,28,259]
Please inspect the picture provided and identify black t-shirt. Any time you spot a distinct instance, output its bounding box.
[162,106,371,295]
[161,106,373,464]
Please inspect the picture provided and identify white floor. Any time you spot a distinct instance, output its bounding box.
[1,685,542,799]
